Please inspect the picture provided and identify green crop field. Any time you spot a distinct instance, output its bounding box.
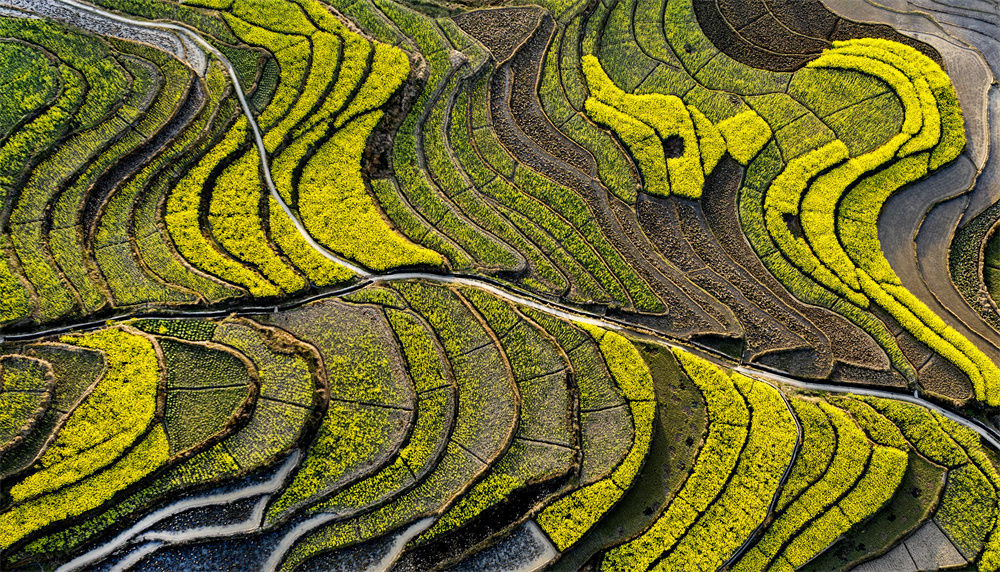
[1,0,999,570]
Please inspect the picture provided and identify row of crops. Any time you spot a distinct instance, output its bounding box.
[0,280,657,568]
[1,280,998,570]
[548,0,999,408]
[0,312,318,555]
[0,0,446,331]
[3,0,1000,568]
[0,0,993,409]
[283,0,995,409]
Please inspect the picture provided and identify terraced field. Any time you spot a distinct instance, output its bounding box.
[2,0,1000,570]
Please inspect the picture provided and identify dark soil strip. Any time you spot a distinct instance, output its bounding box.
[695,0,812,72]
[506,15,594,174]
[83,74,204,244]
[701,157,897,378]
[675,198,819,365]
[452,6,544,66]
[487,42,738,337]
[694,0,944,72]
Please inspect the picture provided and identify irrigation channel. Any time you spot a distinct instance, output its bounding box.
[6,0,1000,570]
